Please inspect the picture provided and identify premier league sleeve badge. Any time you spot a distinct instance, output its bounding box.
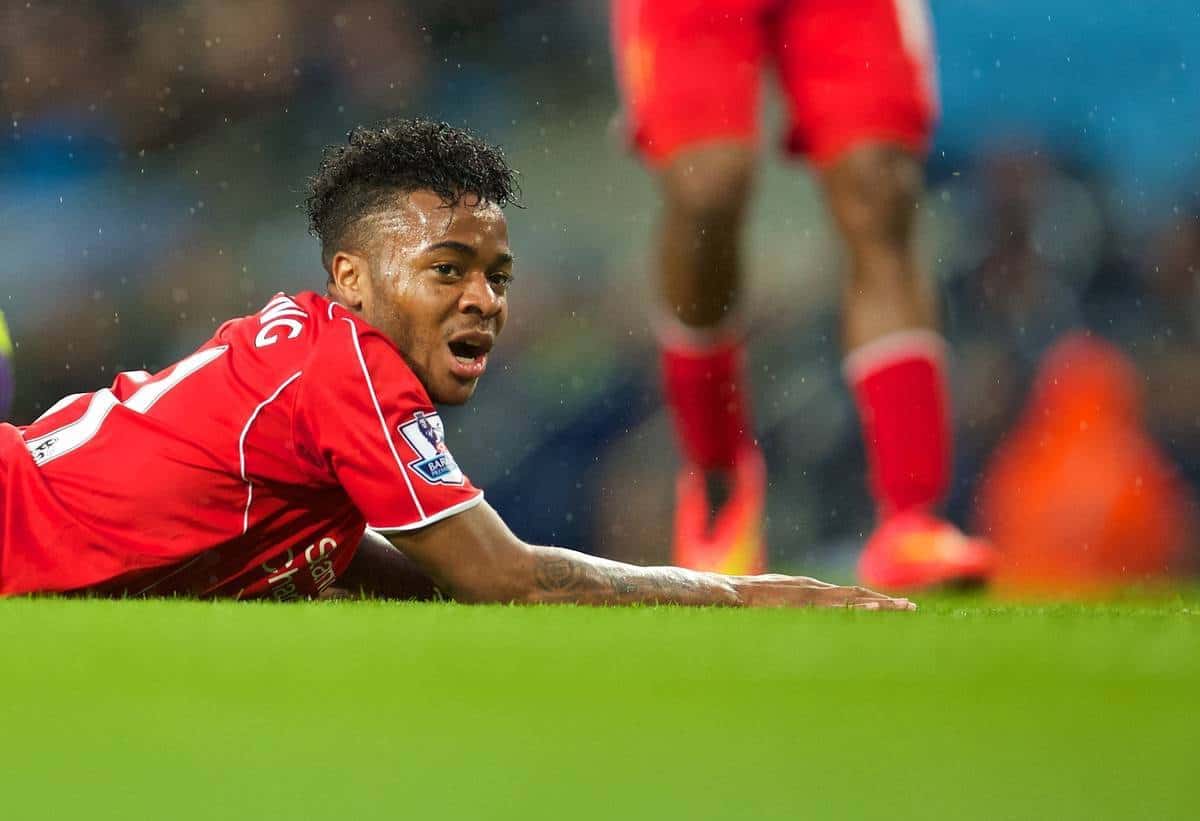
[397,411,466,486]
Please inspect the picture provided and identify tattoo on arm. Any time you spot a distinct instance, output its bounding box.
[533,554,584,593]
[603,567,640,596]
[530,548,733,605]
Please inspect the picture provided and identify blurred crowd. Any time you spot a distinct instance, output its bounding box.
[3,1,1199,586]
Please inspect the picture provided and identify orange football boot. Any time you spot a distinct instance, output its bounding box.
[672,446,767,575]
[857,509,994,591]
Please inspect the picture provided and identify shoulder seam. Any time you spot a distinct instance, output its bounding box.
[342,318,428,520]
[289,308,343,478]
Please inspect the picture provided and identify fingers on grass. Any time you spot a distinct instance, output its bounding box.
[849,597,916,611]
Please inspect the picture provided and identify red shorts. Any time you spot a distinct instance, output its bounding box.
[612,0,938,168]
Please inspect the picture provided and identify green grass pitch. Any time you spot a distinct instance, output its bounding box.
[1,595,1197,819]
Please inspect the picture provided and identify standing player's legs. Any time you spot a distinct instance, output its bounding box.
[777,0,993,589]
[612,0,770,573]
[657,145,767,575]
[825,145,993,588]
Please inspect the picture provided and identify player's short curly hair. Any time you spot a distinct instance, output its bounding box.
[305,118,519,271]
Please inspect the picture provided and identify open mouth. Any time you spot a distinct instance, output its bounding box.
[446,332,494,380]
[448,339,487,361]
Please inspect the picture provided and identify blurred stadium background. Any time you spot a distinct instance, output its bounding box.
[4,0,1200,585]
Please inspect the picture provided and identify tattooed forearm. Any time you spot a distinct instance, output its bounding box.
[533,554,585,593]
[602,566,641,596]
[600,566,704,600]
[527,546,739,606]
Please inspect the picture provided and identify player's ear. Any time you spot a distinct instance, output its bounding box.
[329,251,368,311]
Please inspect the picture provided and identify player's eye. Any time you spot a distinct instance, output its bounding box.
[432,263,460,277]
[488,272,513,293]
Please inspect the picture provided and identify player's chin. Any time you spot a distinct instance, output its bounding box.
[430,374,479,406]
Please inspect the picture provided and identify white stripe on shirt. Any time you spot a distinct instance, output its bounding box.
[344,318,427,521]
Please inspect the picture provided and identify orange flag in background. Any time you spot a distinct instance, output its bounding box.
[975,333,1195,596]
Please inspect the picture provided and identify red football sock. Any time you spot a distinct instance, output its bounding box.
[660,330,752,471]
[846,330,951,517]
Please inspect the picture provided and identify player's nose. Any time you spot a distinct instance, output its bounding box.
[458,271,503,318]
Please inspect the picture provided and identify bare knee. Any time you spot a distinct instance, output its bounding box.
[823,143,924,255]
[660,144,756,226]
[827,145,936,341]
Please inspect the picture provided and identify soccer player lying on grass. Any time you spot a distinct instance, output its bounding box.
[0,119,912,610]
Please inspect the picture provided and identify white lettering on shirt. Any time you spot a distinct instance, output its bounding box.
[255,294,308,348]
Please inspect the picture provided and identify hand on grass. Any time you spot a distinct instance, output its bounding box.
[730,574,916,610]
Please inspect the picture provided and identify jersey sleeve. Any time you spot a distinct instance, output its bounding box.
[293,315,483,532]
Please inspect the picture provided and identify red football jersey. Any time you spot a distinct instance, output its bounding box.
[0,292,482,599]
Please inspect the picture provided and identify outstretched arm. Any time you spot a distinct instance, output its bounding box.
[384,500,914,610]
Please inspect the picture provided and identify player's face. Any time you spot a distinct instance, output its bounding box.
[358,190,512,405]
